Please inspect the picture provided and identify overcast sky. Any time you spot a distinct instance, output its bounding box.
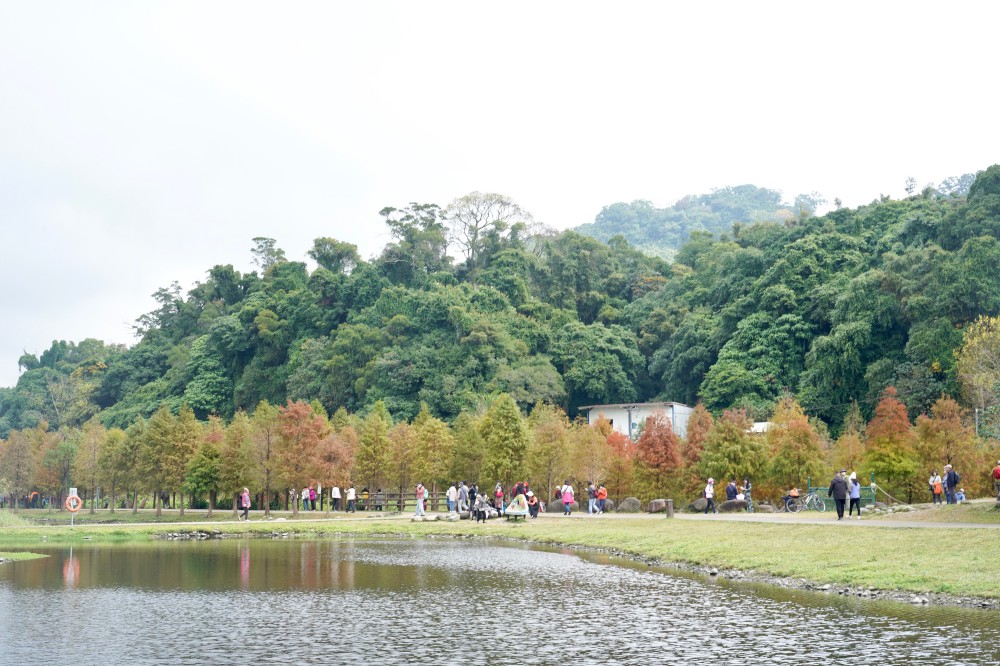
[1,1,998,388]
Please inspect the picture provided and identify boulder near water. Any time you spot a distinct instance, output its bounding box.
[549,500,580,513]
[647,499,668,513]
[718,499,748,513]
[617,497,643,513]
[688,498,708,512]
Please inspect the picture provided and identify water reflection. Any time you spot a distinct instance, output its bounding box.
[0,539,997,665]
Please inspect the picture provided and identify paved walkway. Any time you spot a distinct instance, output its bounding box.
[7,501,1000,530]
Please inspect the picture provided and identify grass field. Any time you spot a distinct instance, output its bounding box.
[2,503,998,599]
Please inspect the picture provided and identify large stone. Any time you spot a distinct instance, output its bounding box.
[754,503,776,513]
[617,497,642,513]
[549,500,580,513]
[647,499,668,513]
[688,498,708,512]
[718,499,748,513]
[602,499,615,512]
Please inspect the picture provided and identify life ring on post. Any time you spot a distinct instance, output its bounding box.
[65,495,83,513]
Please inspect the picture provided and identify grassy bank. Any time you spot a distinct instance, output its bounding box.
[2,511,998,599]
[0,551,47,561]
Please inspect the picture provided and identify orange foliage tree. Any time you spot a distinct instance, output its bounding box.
[914,395,987,496]
[864,387,918,501]
[634,412,682,501]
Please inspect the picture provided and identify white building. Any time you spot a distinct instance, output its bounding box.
[579,402,693,440]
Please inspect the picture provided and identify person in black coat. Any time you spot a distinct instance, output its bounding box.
[828,469,849,520]
[944,465,960,504]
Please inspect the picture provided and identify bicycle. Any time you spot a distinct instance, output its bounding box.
[786,491,826,513]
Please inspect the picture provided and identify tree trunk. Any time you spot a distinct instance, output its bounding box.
[155,489,162,518]
[90,481,97,514]
[208,490,215,518]
[232,495,238,517]
[264,471,272,518]
[291,486,298,516]
[178,491,185,517]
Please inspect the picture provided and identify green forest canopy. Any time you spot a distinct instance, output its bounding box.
[1,169,998,439]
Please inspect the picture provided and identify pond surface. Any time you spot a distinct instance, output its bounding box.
[1,538,998,665]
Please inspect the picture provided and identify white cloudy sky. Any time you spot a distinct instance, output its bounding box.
[1,1,998,388]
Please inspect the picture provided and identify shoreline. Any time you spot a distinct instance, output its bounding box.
[4,511,999,610]
[147,520,999,611]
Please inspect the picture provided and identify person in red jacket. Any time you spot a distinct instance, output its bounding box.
[596,484,608,514]
[992,460,1000,499]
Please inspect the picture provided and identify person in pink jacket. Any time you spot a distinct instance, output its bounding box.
[561,480,575,516]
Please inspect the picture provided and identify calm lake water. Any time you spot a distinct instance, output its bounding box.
[1,538,998,665]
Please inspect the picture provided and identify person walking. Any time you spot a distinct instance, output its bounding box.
[331,485,341,512]
[596,484,608,514]
[848,472,862,519]
[446,483,457,513]
[704,478,717,515]
[561,480,575,516]
[240,487,251,521]
[300,486,309,513]
[346,485,357,513]
[992,460,1000,500]
[944,465,960,505]
[829,468,848,520]
[929,470,944,506]
[414,483,426,516]
[458,481,469,512]
[309,484,317,511]
[586,481,597,515]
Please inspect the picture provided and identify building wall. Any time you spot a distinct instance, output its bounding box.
[586,404,691,440]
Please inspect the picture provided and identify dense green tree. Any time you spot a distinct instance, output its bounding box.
[185,416,224,516]
[355,401,391,495]
[219,411,254,515]
[551,321,643,412]
[480,394,528,485]
[249,401,281,516]
[309,237,361,274]
[700,409,767,489]
[140,405,176,517]
[0,430,35,509]
[97,427,127,512]
[766,398,826,490]
[73,420,105,512]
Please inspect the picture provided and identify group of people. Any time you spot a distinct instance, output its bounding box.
[928,465,965,505]
[827,469,863,520]
[702,477,751,514]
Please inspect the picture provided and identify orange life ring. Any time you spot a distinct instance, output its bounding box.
[65,495,83,513]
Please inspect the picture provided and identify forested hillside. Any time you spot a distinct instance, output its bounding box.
[573,185,818,259]
[3,173,1000,512]
[2,169,999,440]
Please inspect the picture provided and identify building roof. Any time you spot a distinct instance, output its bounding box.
[579,401,690,411]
